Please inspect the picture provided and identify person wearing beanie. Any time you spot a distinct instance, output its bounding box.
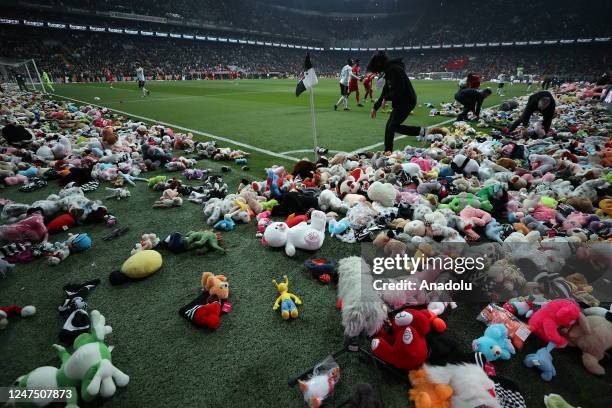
[367,51,427,153]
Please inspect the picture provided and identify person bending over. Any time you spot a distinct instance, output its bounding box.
[454,87,492,121]
[368,51,427,153]
[508,91,556,133]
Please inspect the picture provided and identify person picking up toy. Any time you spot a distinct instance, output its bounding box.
[273,275,301,320]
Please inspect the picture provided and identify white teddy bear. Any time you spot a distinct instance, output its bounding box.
[263,210,327,256]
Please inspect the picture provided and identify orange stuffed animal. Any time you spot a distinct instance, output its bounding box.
[408,368,453,408]
[201,272,229,301]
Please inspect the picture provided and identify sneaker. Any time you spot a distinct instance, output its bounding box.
[343,107,351,111]
[334,104,337,111]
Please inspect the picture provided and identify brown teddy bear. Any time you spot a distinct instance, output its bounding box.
[565,314,612,375]
[201,272,229,301]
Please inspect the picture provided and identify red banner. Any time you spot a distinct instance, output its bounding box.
[446,58,467,70]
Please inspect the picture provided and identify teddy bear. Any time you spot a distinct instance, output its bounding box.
[528,299,582,347]
[131,233,160,255]
[368,181,397,207]
[0,304,36,329]
[318,189,348,214]
[262,210,326,257]
[569,178,607,203]
[565,314,612,375]
[371,309,437,370]
[373,231,408,257]
[153,189,183,208]
[487,259,526,295]
[472,323,516,362]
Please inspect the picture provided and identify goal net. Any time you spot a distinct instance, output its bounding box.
[0,58,48,93]
[416,71,460,80]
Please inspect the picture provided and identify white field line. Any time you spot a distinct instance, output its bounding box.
[280,149,345,155]
[111,89,293,104]
[347,103,502,155]
[51,94,300,162]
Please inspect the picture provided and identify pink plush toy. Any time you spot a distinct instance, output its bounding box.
[528,299,582,347]
[409,157,433,172]
[563,212,590,230]
[459,206,492,227]
[4,174,28,186]
[531,205,557,223]
[0,212,48,243]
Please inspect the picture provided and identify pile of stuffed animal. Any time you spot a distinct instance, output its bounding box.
[2,80,611,408]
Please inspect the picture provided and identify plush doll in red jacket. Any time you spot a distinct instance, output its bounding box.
[371,308,439,370]
[0,304,36,329]
[528,299,582,347]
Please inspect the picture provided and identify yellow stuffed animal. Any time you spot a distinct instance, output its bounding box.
[109,250,163,285]
[201,272,229,301]
[272,275,301,320]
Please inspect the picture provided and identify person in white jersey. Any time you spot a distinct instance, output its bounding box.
[135,63,150,97]
[334,58,353,111]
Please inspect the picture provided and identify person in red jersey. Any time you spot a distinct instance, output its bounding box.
[348,59,364,107]
[363,71,376,103]
[105,69,114,88]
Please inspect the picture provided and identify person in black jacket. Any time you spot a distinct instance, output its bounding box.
[367,51,426,152]
[508,91,556,133]
[454,87,492,121]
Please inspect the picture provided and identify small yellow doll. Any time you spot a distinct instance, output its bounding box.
[272,275,302,320]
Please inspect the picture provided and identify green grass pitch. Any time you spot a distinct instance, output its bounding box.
[1,79,609,408]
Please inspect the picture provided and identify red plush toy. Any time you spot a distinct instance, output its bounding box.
[46,213,76,234]
[371,308,443,371]
[0,304,36,329]
[528,299,582,347]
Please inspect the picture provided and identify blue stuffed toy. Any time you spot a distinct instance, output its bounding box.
[472,323,516,362]
[524,342,556,381]
[485,219,504,244]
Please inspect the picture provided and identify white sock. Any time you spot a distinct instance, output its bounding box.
[336,96,344,106]
[343,96,348,109]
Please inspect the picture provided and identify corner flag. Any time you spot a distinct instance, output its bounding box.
[295,53,318,97]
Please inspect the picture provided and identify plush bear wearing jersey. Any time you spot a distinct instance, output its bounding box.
[371,308,433,370]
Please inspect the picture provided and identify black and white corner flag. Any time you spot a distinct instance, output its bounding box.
[295,53,318,97]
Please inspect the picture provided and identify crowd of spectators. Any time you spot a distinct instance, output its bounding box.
[6,0,611,47]
[1,26,609,84]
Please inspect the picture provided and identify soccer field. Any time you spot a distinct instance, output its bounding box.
[3,78,611,408]
[53,79,529,164]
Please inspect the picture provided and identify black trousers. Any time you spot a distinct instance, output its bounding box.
[384,103,420,152]
[456,102,475,121]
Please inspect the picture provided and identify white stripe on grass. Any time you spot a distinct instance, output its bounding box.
[51,94,300,162]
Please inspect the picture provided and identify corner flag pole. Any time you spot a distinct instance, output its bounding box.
[309,87,319,161]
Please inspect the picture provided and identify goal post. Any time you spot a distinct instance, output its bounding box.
[0,58,47,93]
[416,72,460,81]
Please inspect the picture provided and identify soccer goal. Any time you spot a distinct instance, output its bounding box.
[0,58,48,93]
[417,72,460,81]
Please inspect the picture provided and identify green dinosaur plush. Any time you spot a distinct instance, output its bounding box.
[184,230,226,254]
[260,199,279,211]
[438,192,486,213]
[544,394,576,408]
[147,175,167,188]
[9,310,129,408]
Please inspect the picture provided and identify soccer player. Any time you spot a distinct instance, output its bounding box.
[497,73,506,96]
[334,59,353,111]
[42,71,54,92]
[367,51,428,153]
[135,63,150,97]
[508,91,556,134]
[348,59,363,107]
[105,69,114,88]
[363,71,376,103]
[526,74,534,91]
[454,87,492,121]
